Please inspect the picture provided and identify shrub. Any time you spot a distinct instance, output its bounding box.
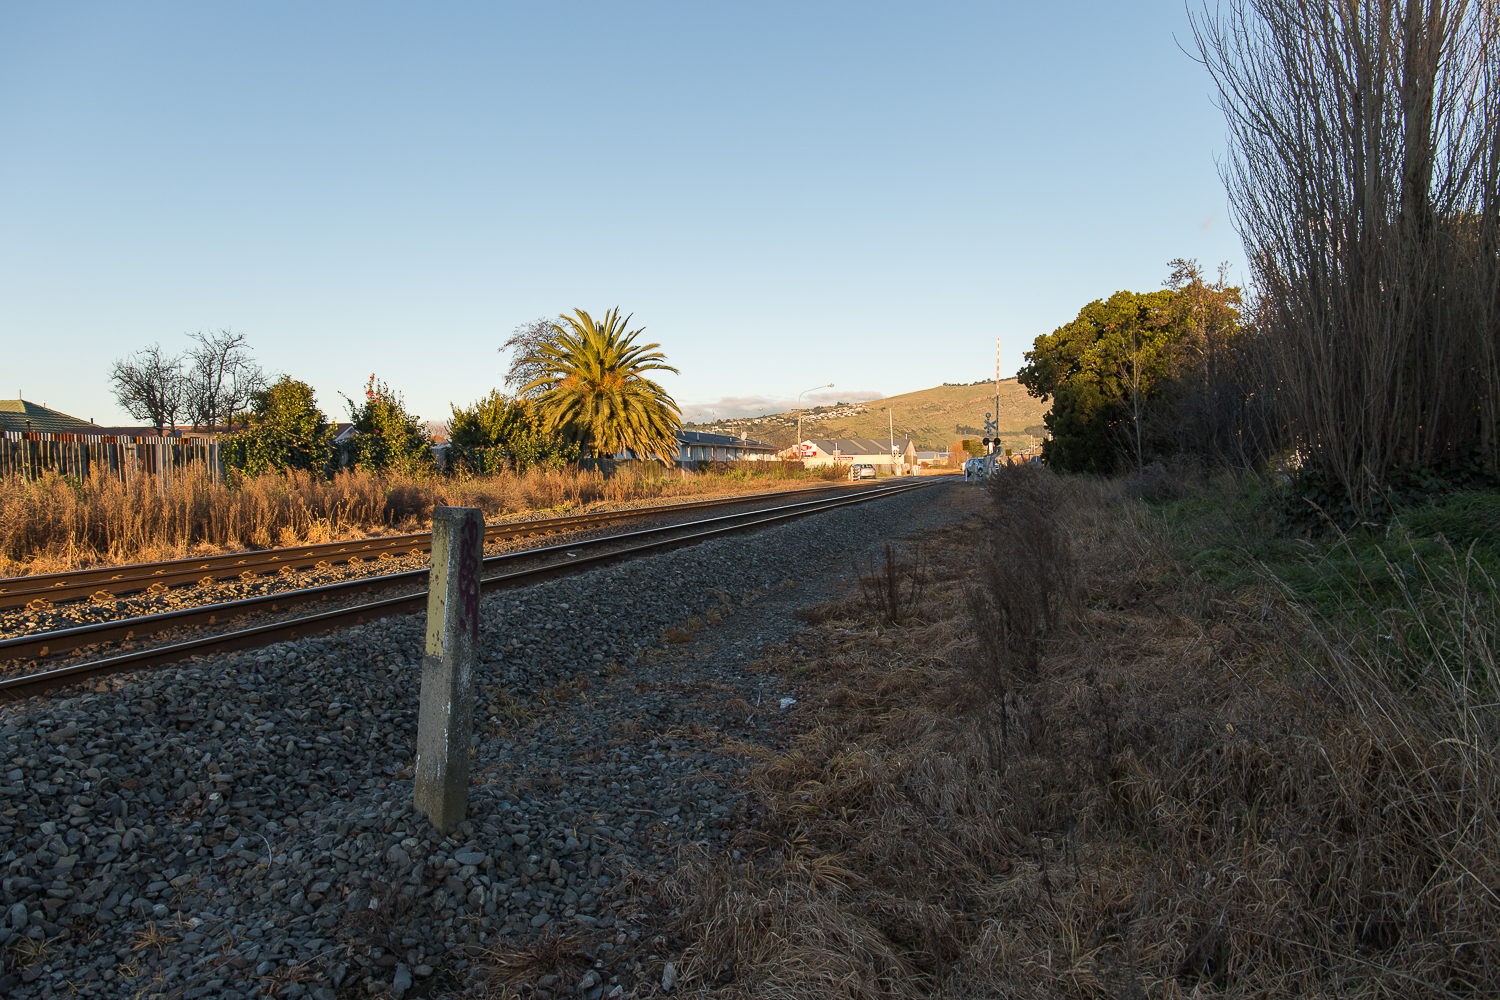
[220,376,335,476]
[447,390,579,475]
[340,375,434,476]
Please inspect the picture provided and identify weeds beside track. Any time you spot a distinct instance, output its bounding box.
[0,479,860,608]
[0,462,847,576]
[657,466,1499,998]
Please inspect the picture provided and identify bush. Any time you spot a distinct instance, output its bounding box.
[447,390,579,475]
[220,376,335,476]
[341,375,433,476]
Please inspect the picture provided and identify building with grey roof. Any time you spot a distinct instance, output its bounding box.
[0,399,96,434]
[672,429,777,465]
[786,437,919,474]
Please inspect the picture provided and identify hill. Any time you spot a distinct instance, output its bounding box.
[684,380,1049,453]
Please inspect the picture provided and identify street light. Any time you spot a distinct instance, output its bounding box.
[796,384,833,460]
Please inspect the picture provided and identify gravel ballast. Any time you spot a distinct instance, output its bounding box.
[0,479,965,999]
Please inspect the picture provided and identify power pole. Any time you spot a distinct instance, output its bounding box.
[995,337,1001,455]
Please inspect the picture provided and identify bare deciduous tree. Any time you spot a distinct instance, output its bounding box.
[184,329,266,431]
[1193,0,1500,511]
[500,317,560,399]
[109,344,187,434]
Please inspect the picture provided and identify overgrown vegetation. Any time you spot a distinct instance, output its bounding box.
[340,374,435,475]
[660,465,1499,997]
[446,390,580,475]
[1194,0,1500,514]
[219,375,336,476]
[1021,1,1500,517]
[1017,261,1262,475]
[0,461,846,574]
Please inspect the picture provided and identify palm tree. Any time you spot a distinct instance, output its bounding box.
[518,308,682,460]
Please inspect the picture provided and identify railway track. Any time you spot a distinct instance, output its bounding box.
[0,478,933,701]
[0,480,861,609]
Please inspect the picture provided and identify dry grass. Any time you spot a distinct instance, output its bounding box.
[660,465,1500,998]
[0,461,842,575]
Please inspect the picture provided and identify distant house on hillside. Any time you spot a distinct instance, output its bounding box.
[0,399,96,434]
[784,438,918,474]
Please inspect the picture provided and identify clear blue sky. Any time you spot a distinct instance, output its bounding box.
[0,2,1246,427]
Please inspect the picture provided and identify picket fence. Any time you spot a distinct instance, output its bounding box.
[0,431,222,484]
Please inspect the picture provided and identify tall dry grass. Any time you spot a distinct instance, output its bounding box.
[0,460,840,575]
[660,466,1500,997]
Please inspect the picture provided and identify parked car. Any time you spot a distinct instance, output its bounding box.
[964,457,987,480]
[849,462,876,480]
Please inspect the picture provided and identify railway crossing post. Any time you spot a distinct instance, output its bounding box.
[415,505,484,832]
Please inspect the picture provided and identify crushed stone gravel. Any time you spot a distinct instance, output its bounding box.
[0,478,968,999]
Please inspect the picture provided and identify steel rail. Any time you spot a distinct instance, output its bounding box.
[0,480,864,608]
[0,479,932,701]
[0,480,931,679]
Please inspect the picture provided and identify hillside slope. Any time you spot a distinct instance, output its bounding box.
[687,381,1049,452]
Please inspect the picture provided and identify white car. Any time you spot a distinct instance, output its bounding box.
[849,462,876,480]
[963,457,988,480]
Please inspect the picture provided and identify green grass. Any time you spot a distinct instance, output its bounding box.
[1149,476,1500,612]
[1141,476,1500,704]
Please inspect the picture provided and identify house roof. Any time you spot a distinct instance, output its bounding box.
[678,429,775,449]
[0,399,96,434]
[807,438,914,455]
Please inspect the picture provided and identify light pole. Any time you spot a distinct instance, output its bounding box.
[796,383,833,460]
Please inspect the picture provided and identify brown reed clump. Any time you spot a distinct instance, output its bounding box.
[0,460,838,575]
[660,465,1500,998]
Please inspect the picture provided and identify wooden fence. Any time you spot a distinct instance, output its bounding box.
[0,431,222,485]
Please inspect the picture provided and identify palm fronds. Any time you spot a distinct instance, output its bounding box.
[518,308,682,461]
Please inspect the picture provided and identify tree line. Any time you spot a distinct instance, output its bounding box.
[1018,259,1259,474]
[1021,0,1500,521]
[107,309,682,479]
[109,329,267,435]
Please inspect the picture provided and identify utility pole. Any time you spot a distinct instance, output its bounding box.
[994,337,1001,456]
[796,383,833,459]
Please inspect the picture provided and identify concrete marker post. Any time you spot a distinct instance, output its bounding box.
[415,505,484,832]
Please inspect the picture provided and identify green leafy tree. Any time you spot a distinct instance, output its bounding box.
[221,376,335,475]
[1153,260,1254,463]
[341,375,434,475]
[447,390,580,474]
[518,308,681,460]
[1017,290,1182,473]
